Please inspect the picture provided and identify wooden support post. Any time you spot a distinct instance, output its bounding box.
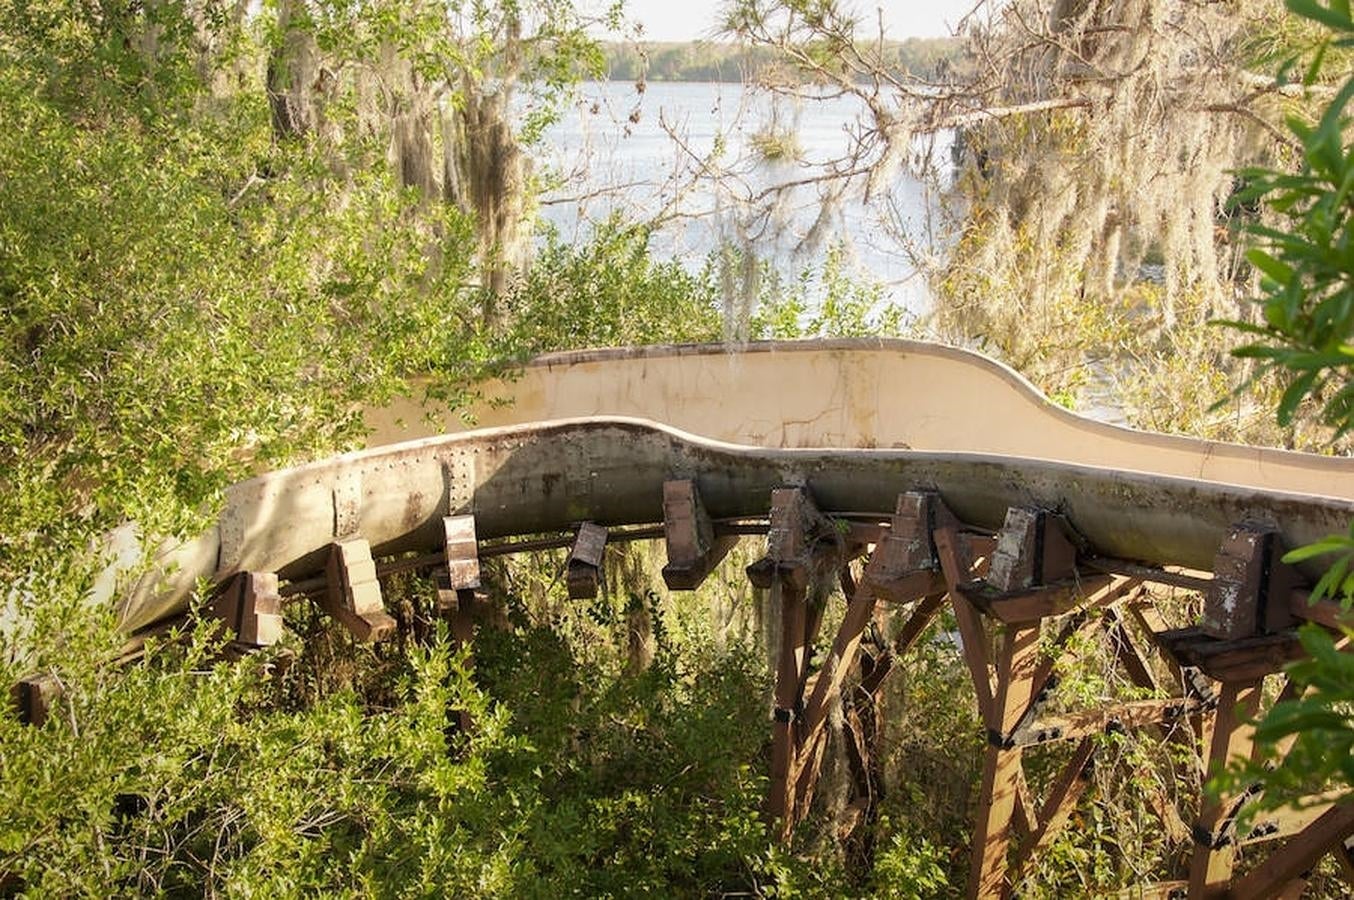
[1202,523,1298,640]
[1105,606,1159,695]
[1013,767,1040,838]
[935,527,996,724]
[566,522,608,600]
[210,571,284,648]
[1102,608,1192,843]
[755,486,840,837]
[323,538,396,642]
[661,479,735,590]
[1188,678,1263,897]
[782,491,959,822]
[10,674,60,726]
[768,574,809,833]
[893,592,948,656]
[969,622,1042,899]
[1011,738,1098,884]
[794,492,954,785]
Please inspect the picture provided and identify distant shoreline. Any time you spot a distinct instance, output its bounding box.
[599,38,962,83]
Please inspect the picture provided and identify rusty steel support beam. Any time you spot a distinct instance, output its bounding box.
[661,479,735,590]
[566,522,608,600]
[1188,679,1264,896]
[969,623,1042,899]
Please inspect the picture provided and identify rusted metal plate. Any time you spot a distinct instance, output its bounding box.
[211,571,284,647]
[566,522,607,600]
[11,674,60,726]
[1202,524,1299,640]
[322,539,395,642]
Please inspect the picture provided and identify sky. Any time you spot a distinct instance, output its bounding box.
[617,0,980,42]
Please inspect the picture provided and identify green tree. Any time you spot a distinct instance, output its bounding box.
[1218,0,1354,821]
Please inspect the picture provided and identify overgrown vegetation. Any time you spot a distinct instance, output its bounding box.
[1215,0,1354,834]
[2,0,1351,896]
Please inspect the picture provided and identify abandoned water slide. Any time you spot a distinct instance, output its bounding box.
[66,339,1354,898]
[113,339,1353,634]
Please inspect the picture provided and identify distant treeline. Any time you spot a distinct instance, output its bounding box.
[600,38,963,82]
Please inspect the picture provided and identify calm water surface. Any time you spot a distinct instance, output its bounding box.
[536,81,949,316]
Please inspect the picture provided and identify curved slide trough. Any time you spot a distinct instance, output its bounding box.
[117,339,1354,633]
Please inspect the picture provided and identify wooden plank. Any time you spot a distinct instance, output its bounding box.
[1290,589,1354,631]
[323,539,396,642]
[798,583,881,760]
[892,592,948,657]
[1105,606,1159,695]
[969,575,1114,625]
[1011,738,1097,883]
[1228,802,1354,900]
[1021,579,1139,712]
[1335,834,1354,882]
[1012,766,1039,838]
[1013,697,1203,747]
[1242,789,1347,846]
[1107,882,1187,899]
[968,623,1042,899]
[1188,679,1263,896]
[1159,628,1306,682]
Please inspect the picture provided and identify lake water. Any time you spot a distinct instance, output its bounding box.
[536,81,949,317]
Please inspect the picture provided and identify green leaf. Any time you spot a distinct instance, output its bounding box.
[1288,0,1354,33]
[1246,248,1294,286]
[1305,38,1332,85]
[1277,369,1320,424]
[1283,535,1354,563]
